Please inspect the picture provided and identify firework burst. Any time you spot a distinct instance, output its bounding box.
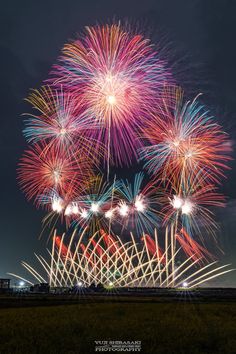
[23,86,102,162]
[18,143,92,206]
[139,87,232,184]
[51,23,172,166]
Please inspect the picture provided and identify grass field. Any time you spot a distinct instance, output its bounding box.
[0,300,236,353]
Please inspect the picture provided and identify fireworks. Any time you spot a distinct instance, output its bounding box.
[160,171,226,236]
[39,174,161,236]
[73,175,116,233]
[15,22,234,289]
[18,143,92,206]
[139,87,232,184]
[51,23,172,166]
[19,25,231,228]
[9,228,233,288]
[23,86,102,163]
[114,173,161,234]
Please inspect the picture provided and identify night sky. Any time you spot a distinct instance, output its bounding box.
[1,0,236,286]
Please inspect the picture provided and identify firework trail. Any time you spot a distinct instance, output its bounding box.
[28,169,227,248]
[9,228,233,289]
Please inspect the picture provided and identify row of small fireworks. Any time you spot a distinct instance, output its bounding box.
[38,172,224,238]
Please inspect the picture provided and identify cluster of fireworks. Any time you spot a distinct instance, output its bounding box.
[9,228,233,289]
[14,23,233,288]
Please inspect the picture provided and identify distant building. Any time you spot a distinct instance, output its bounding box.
[30,283,50,293]
[0,278,11,293]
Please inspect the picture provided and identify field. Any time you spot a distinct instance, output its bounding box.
[0,295,236,353]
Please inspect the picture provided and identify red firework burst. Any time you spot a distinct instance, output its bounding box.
[18,143,92,206]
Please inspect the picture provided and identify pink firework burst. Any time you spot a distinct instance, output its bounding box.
[51,23,173,166]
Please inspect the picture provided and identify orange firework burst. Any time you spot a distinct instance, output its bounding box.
[140,87,232,184]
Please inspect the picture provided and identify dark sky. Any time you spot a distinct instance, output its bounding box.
[0,0,236,286]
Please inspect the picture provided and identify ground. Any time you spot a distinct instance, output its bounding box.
[0,294,236,353]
